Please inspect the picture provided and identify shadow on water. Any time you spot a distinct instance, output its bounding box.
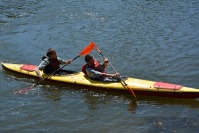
[137,95,199,108]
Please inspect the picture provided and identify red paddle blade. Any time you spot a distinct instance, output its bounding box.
[80,42,96,56]
[14,85,35,94]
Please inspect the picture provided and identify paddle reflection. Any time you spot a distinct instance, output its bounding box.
[128,100,137,114]
[137,95,199,108]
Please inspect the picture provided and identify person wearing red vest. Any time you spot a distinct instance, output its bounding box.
[34,48,73,80]
[82,54,120,81]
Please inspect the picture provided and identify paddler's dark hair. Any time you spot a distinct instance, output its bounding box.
[85,54,93,63]
[46,48,56,56]
[42,48,55,60]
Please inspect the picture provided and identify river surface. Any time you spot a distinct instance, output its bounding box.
[0,0,199,133]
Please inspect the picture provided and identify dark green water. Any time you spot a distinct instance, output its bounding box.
[0,0,199,132]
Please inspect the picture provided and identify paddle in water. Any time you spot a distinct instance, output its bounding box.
[93,42,137,99]
[15,42,96,94]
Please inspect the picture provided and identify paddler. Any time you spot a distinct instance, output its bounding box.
[82,54,120,81]
[34,48,73,80]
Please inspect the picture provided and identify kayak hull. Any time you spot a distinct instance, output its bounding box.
[1,63,199,99]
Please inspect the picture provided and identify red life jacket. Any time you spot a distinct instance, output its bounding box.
[82,59,106,76]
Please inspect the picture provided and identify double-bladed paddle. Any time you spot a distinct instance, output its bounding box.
[15,42,96,94]
[93,42,137,99]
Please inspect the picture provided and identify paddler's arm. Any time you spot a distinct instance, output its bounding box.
[34,60,47,80]
[101,73,120,78]
[90,69,120,78]
[101,58,109,68]
[58,57,73,65]
[34,67,43,80]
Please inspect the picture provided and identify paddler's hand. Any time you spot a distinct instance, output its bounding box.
[113,73,120,78]
[104,58,109,67]
[39,76,44,82]
[66,59,73,64]
[104,58,109,63]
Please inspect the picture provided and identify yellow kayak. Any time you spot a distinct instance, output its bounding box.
[1,63,199,99]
